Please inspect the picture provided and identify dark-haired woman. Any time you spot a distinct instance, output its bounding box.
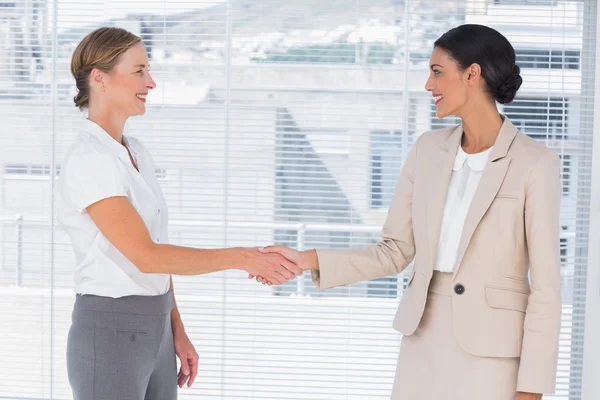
[258,24,561,400]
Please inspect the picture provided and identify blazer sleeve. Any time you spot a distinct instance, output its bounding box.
[516,150,563,393]
[311,135,421,289]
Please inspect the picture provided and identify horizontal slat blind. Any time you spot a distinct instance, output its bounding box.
[0,0,594,399]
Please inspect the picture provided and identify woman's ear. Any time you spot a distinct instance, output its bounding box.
[90,68,105,90]
[466,63,482,83]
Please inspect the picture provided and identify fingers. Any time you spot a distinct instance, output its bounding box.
[279,257,303,276]
[256,276,272,285]
[259,245,282,254]
[177,351,190,388]
[253,262,297,285]
[251,273,272,285]
[265,268,288,285]
[255,275,268,285]
[177,351,199,388]
[247,247,302,285]
[177,367,188,388]
[275,263,295,281]
[188,353,199,387]
[259,246,303,276]
[181,353,190,376]
[260,245,298,262]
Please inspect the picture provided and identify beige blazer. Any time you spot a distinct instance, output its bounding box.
[312,117,562,393]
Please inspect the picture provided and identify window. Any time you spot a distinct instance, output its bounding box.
[494,0,558,5]
[4,164,60,178]
[502,97,568,140]
[253,40,398,65]
[561,237,568,264]
[560,154,571,195]
[0,1,595,399]
[154,167,167,180]
[370,130,402,208]
[516,48,580,70]
[4,164,28,174]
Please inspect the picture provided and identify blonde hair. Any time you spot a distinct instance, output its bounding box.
[70,27,141,110]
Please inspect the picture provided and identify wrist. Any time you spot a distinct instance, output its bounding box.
[171,309,185,335]
[222,247,248,271]
[172,319,186,337]
[302,249,320,271]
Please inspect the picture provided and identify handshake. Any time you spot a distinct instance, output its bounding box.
[241,246,319,286]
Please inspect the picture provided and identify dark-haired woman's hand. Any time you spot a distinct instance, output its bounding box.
[239,247,302,285]
[250,247,319,285]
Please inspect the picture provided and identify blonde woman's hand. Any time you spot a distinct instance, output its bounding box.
[174,330,199,388]
[239,247,302,285]
[249,246,319,285]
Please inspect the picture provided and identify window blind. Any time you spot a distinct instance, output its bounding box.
[0,0,594,399]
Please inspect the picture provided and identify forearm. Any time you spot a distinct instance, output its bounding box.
[169,277,185,336]
[310,240,414,289]
[139,245,245,275]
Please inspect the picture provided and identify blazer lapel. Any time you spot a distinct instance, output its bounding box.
[452,117,518,278]
[427,125,463,268]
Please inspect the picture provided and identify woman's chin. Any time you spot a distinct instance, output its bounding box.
[132,105,146,117]
[435,105,457,120]
[435,108,448,119]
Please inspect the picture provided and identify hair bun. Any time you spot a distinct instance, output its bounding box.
[495,65,522,104]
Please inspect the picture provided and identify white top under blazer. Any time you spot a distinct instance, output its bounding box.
[434,145,494,272]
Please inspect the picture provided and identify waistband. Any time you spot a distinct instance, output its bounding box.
[74,290,174,315]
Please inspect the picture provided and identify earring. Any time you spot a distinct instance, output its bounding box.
[101,84,105,91]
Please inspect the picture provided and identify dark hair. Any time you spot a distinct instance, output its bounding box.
[434,24,522,104]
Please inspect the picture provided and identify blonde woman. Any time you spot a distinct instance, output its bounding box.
[58,27,301,400]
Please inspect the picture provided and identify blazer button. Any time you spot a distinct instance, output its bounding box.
[454,284,465,295]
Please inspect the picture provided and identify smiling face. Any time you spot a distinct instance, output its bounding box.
[98,42,156,118]
[424,46,472,119]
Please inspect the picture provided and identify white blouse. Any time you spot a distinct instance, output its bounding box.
[434,145,494,273]
[57,119,170,298]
